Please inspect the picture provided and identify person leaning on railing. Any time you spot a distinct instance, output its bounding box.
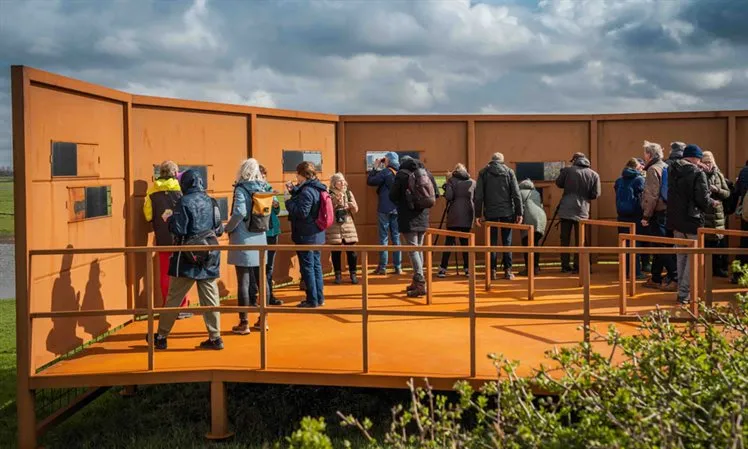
[147,169,226,350]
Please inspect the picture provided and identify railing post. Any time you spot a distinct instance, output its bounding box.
[206,380,234,440]
[629,224,636,297]
[259,250,267,370]
[618,236,627,315]
[705,249,713,308]
[468,248,477,378]
[425,233,433,305]
[581,249,591,362]
[690,243,699,317]
[484,224,491,291]
[697,231,706,305]
[578,222,586,287]
[146,250,154,371]
[361,251,369,373]
[527,225,535,301]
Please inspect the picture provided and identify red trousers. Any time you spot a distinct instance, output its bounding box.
[159,252,188,307]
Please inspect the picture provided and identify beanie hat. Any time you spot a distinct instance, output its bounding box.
[385,151,400,169]
[683,144,703,159]
[669,141,685,160]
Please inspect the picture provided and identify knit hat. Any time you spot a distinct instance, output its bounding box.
[669,141,686,160]
[385,151,399,165]
[683,144,703,159]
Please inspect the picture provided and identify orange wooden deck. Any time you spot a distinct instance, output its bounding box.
[32,265,742,390]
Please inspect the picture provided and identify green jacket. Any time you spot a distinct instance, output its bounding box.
[264,183,282,238]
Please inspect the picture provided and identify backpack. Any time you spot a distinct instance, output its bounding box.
[181,198,221,267]
[724,179,738,216]
[659,165,669,202]
[236,186,275,233]
[315,190,334,231]
[615,177,640,217]
[405,167,436,210]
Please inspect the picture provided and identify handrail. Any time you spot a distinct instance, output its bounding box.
[579,219,636,287]
[481,221,536,299]
[698,227,748,306]
[618,233,698,316]
[424,228,476,305]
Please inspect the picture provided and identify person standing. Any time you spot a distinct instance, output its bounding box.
[286,162,328,308]
[554,152,601,274]
[474,152,523,280]
[614,158,646,280]
[259,165,283,305]
[437,164,475,278]
[150,169,225,350]
[733,160,748,284]
[326,172,360,285]
[367,151,402,275]
[389,156,439,297]
[640,141,678,291]
[667,144,717,305]
[701,151,730,278]
[143,161,191,318]
[517,179,546,276]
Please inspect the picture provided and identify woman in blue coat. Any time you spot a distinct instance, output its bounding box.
[226,158,272,335]
[285,161,327,308]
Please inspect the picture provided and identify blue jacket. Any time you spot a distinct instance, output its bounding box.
[226,180,269,267]
[737,165,748,201]
[168,170,225,280]
[367,162,399,214]
[286,179,327,245]
[614,168,645,221]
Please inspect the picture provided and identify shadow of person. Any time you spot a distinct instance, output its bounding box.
[217,280,230,298]
[133,179,150,308]
[79,258,111,338]
[47,245,83,355]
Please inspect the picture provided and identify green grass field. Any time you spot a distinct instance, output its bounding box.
[0,177,13,237]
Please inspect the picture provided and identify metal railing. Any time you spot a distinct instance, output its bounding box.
[579,219,636,289]
[481,221,536,299]
[697,227,748,306]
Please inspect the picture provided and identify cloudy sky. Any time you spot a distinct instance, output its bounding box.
[1,0,747,167]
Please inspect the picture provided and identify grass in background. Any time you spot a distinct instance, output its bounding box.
[0,300,17,446]
[0,177,13,237]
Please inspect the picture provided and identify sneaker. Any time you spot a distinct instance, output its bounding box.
[504,270,515,280]
[268,297,283,306]
[146,333,167,350]
[231,322,251,335]
[350,272,359,284]
[406,281,426,298]
[394,266,403,275]
[660,280,678,292]
[677,296,690,305]
[436,268,447,278]
[463,268,469,277]
[251,318,268,331]
[635,273,648,281]
[643,277,661,289]
[334,272,342,285]
[373,267,387,275]
[177,312,193,320]
[199,337,224,350]
[297,301,317,308]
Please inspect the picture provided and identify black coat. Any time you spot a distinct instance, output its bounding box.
[444,170,475,229]
[389,158,439,233]
[666,159,712,235]
[474,161,522,220]
[167,170,225,280]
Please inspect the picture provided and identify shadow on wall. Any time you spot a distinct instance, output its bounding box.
[47,245,111,356]
[133,180,149,308]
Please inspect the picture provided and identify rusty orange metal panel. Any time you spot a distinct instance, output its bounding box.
[737,118,748,173]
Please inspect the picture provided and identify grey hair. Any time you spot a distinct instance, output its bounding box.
[643,140,664,160]
[702,150,717,168]
[158,160,178,179]
[453,163,467,173]
[330,172,347,189]
[235,158,263,184]
[491,152,504,163]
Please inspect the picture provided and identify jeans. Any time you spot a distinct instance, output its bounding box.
[618,221,644,277]
[674,231,697,300]
[559,219,580,270]
[159,277,220,339]
[522,233,542,270]
[377,211,402,269]
[235,265,259,322]
[298,250,324,306]
[266,235,278,299]
[487,217,514,271]
[646,212,677,283]
[402,231,425,282]
[331,242,358,274]
[439,226,470,270]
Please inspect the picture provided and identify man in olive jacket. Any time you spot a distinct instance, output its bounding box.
[555,152,601,273]
[474,152,523,280]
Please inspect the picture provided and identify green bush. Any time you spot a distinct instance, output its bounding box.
[290,266,748,449]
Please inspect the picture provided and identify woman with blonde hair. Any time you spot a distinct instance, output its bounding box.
[701,151,730,277]
[326,172,360,284]
[226,158,276,335]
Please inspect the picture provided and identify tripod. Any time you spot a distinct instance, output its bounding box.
[433,200,461,275]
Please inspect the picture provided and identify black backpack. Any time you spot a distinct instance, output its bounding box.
[724,179,739,216]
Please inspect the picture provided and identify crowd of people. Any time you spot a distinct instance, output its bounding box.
[140,144,748,349]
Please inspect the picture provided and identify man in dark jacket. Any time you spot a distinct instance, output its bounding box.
[474,152,523,280]
[367,151,402,275]
[555,152,601,273]
[735,160,748,283]
[389,156,439,297]
[667,144,717,304]
[151,169,225,350]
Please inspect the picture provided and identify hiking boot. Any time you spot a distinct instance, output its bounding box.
[406,281,426,298]
[252,318,269,331]
[297,300,317,308]
[334,271,342,285]
[504,270,515,280]
[437,268,447,278]
[660,280,678,292]
[146,333,167,350]
[394,266,403,275]
[373,267,387,275]
[231,322,251,335]
[350,272,359,285]
[404,279,417,292]
[268,296,283,306]
[643,277,661,289]
[199,337,224,350]
[677,296,690,305]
